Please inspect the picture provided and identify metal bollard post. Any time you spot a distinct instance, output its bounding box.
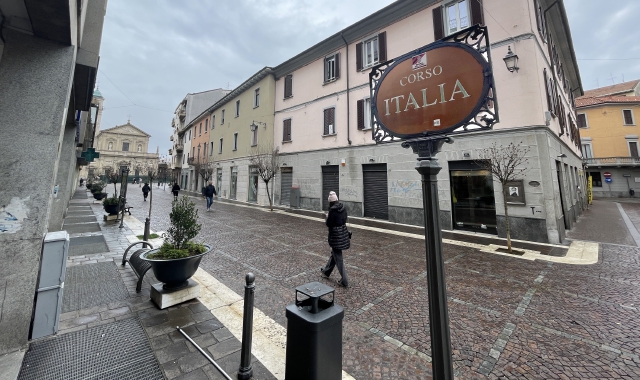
[143,218,151,248]
[238,273,255,380]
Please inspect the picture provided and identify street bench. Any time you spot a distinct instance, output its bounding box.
[122,241,154,293]
[122,204,133,215]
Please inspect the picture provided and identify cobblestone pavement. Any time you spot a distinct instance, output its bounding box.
[127,186,640,379]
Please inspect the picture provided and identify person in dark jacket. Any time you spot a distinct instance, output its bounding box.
[142,183,150,201]
[320,191,350,287]
[203,181,217,212]
[172,182,180,200]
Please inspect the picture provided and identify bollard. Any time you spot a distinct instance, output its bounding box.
[238,273,255,380]
[143,218,151,248]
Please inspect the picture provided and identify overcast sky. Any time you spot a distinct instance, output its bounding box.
[96,0,640,155]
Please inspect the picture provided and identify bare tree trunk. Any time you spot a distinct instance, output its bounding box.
[264,180,273,211]
[502,186,512,253]
[149,185,153,220]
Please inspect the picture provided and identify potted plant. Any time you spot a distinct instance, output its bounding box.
[90,183,107,200]
[102,195,120,215]
[140,196,210,290]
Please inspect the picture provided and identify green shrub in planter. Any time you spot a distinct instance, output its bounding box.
[102,195,119,206]
[145,196,203,260]
[90,183,105,193]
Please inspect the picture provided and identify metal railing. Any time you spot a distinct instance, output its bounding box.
[584,157,640,166]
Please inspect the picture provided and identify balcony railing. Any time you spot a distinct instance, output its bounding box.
[174,161,182,169]
[175,144,184,153]
[584,157,640,166]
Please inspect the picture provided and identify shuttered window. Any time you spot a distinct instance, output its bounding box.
[322,166,340,212]
[624,110,635,125]
[534,0,547,42]
[577,114,588,129]
[284,74,293,98]
[435,1,484,38]
[543,69,554,115]
[324,107,335,135]
[357,99,365,130]
[630,141,639,158]
[283,119,292,141]
[363,164,389,220]
[356,32,387,71]
[324,53,340,82]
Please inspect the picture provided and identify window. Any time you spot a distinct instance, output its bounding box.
[221,110,225,124]
[254,88,260,108]
[324,53,340,82]
[199,123,202,135]
[284,74,293,98]
[581,143,593,159]
[251,126,258,146]
[589,172,602,187]
[283,119,292,142]
[629,141,639,158]
[192,147,195,157]
[356,32,386,71]
[577,113,588,129]
[122,142,129,151]
[219,138,223,154]
[205,119,208,132]
[212,115,216,128]
[534,0,547,42]
[210,142,214,156]
[357,98,372,130]
[323,107,336,135]
[446,0,469,35]
[203,144,207,158]
[233,133,238,151]
[433,0,483,40]
[235,100,240,117]
[188,130,191,140]
[623,109,635,125]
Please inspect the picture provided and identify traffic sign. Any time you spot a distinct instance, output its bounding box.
[605,178,612,183]
[603,172,612,178]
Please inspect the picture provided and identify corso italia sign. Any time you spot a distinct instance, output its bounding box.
[371,41,495,139]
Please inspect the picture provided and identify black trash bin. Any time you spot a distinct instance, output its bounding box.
[285,282,344,380]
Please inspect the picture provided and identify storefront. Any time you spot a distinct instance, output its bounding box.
[449,161,497,234]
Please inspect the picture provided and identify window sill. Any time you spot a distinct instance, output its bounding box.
[322,78,339,86]
[322,133,337,138]
[253,105,260,109]
[624,124,637,127]
[283,96,293,100]
[360,127,372,131]
[282,140,292,144]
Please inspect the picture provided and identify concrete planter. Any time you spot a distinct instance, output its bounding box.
[140,244,211,290]
[103,204,119,215]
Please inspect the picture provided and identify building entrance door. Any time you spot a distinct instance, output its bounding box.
[230,167,238,200]
[322,165,339,211]
[248,167,259,203]
[363,164,389,220]
[450,161,497,234]
[280,167,293,205]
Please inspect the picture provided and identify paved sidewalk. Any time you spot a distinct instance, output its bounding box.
[12,188,276,380]
[567,200,638,246]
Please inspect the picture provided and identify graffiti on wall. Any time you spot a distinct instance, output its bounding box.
[390,180,421,196]
[0,197,30,233]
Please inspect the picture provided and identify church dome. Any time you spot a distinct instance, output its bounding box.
[93,89,104,99]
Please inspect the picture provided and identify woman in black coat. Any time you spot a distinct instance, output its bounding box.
[171,182,180,200]
[320,191,350,287]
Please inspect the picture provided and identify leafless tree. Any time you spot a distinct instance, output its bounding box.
[475,142,531,253]
[248,144,280,211]
[145,162,158,221]
[193,157,215,194]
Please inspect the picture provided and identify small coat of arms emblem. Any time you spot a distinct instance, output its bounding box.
[412,52,427,70]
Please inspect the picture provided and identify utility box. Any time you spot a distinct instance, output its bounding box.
[290,186,301,208]
[30,231,70,339]
[285,282,344,380]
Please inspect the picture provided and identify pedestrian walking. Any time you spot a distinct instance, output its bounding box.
[172,182,180,200]
[203,180,217,212]
[142,183,150,201]
[320,191,350,287]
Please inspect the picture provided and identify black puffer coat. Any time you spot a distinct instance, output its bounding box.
[326,202,350,250]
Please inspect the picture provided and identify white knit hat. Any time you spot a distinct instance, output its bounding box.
[328,191,338,202]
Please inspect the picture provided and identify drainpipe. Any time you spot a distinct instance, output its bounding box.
[341,32,352,146]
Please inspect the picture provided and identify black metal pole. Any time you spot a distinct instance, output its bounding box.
[238,273,255,380]
[403,137,454,380]
[143,218,151,248]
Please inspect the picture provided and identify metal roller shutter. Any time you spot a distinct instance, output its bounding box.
[363,164,388,220]
[280,168,293,205]
[322,166,340,211]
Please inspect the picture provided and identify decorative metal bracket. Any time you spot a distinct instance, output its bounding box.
[370,24,499,145]
[402,137,455,161]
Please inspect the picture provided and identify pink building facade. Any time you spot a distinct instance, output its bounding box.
[267,0,581,243]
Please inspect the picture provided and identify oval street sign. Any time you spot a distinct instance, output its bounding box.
[372,42,492,139]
